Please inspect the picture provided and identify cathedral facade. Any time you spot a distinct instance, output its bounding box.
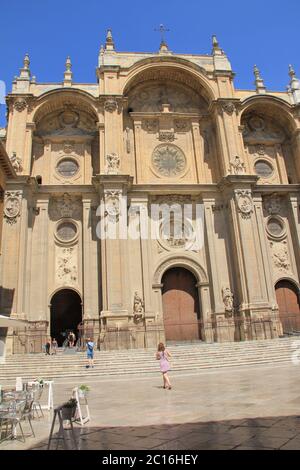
[1,31,300,354]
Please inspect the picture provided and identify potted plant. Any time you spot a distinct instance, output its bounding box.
[35,378,44,387]
[78,384,90,398]
[61,398,77,421]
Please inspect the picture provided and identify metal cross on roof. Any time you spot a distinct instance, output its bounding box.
[154,24,170,44]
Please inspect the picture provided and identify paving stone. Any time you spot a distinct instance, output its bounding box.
[241,436,291,449]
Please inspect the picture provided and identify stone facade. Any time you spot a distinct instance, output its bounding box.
[1,32,300,354]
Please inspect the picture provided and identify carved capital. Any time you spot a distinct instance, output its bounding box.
[104,98,118,113]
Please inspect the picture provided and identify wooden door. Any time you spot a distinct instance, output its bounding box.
[275,280,300,333]
[162,267,201,341]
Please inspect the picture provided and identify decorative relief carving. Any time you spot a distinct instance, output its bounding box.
[152,144,186,177]
[212,204,228,212]
[235,190,253,219]
[220,100,236,115]
[10,152,23,173]
[229,155,245,175]
[257,144,266,155]
[14,99,27,112]
[129,83,206,113]
[151,194,191,205]
[4,191,22,224]
[63,141,74,154]
[242,115,285,144]
[160,217,194,250]
[270,241,290,271]
[264,196,282,215]
[158,131,175,142]
[104,99,118,113]
[58,109,79,128]
[104,190,122,220]
[57,247,77,284]
[49,193,81,220]
[222,287,234,316]
[36,107,96,138]
[174,120,190,132]
[133,292,145,324]
[105,153,120,175]
[142,120,158,132]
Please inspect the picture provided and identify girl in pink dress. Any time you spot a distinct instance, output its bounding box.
[156,342,172,390]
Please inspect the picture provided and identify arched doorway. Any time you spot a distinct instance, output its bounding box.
[50,289,82,346]
[275,280,300,334]
[162,267,201,342]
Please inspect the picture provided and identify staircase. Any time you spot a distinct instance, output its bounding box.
[0,337,297,384]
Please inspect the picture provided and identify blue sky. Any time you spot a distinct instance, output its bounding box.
[0,0,299,127]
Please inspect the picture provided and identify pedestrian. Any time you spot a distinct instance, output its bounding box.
[86,337,94,368]
[45,338,51,356]
[156,342,172,390]
[68,331,75,348]
[51,338,58,355]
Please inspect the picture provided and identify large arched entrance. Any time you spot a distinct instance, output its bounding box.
[162,267,201,342]
[50,289,82,346]
[275,280,300,334]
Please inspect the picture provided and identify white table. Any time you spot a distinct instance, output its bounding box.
[28,380,54,410]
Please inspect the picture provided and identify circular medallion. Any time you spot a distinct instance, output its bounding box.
[266,216,286,239]
[56,158,79,178]
[254,160,274,178]
[56,221,78,243]
[59,110,79,128]
[4,197,20,219]
[160,216,195,250]
[152,144,186,177]
[249,116,265,131]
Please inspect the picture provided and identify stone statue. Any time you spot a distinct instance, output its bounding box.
[230,155,245,175]
[133,291,144,323]
[10,152,23,173]
[222,287,234,315]
[105,153,120,175]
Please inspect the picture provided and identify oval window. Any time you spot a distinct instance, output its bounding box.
[267,217,285,237]
[56,221,77,241]
[254,160,273,178]
[57,158,79,178]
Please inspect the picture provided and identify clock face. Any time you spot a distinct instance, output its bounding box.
[152,144,186,177]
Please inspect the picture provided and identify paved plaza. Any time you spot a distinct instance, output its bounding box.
[1,362,300,450]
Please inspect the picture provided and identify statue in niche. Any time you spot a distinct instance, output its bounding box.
[229,156,245,175]
[133,292,145,323]
[10,152,23,172]
[222,287,234,316]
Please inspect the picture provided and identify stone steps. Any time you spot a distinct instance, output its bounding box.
[0,338,296,383]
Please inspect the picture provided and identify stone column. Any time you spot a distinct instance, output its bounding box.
[98,122,105,174]
[198,283,214,342]
[95,175,133,347]
[23,122,36,175]
[133,120,142,183]
[291,130,300,181]
[103,98,123,158]
[288,192,300,277]
[191,120,204,182]
[203,199,224,314]
[214,100,243,177]
[82,196,100,344]
[221,175,273,324]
